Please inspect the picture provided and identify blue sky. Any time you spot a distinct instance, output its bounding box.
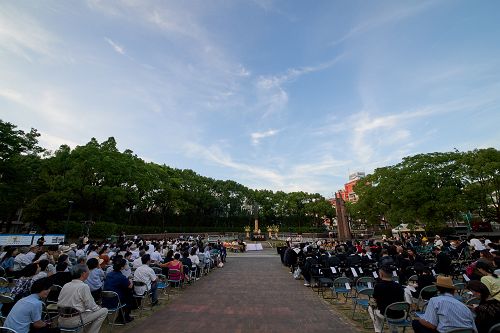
[1,0,499,197]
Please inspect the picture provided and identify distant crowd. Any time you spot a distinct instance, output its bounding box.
[281,233,500,333]
[0,234,227,333]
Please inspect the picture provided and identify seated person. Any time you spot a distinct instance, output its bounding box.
[404,263,436,305]
[133,254,158,305]
[85,258,105,302]
[412,276,476,333]
[57,264,108,333]
[368,265,404,333]
[5,277,60,333]
[102,259,135,324]
[467,280,500,333]
[48,262,72,288]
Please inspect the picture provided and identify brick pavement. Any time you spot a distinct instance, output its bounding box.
[124,249,359,333]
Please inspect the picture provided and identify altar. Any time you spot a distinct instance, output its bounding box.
[246,243,263,251]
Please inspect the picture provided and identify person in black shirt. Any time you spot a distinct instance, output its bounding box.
[433,246,452,275]
[368,265,404,333]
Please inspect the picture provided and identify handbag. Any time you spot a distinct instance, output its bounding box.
[293,267,302,279]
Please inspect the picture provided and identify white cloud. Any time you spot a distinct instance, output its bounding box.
[0,5,57,61]
[250,129,280,145]
[104,37,125,55]
[39,132,80,152]
[184,142,285,186]
[256,55,344,117]
[331,1,435,47]
[0,88,23,104]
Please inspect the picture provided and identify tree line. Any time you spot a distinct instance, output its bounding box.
[0,120,335,237]
[348,148,500,233]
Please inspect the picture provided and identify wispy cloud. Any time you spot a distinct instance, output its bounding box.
[250,129,280,145]
[331,1,435,47]
[0,88,23,104]
[0,5,57,62]
[256,55,344,117]
[104,37,125,55]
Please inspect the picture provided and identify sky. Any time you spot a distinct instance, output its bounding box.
[1,0,500,197]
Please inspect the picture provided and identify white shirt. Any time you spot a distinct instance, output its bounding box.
[133,264,156,295]
[132,257,143,269]
[189,254,200,267]
[58,280,100,312]
[130,250,140,260]
[75,249,85,258]
[147,244,155,255]
[469,238,485,251]
[150,251,162,263]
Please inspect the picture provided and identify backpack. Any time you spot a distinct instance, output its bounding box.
[293,267,302,279]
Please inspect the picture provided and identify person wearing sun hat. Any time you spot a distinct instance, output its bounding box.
[412,275,476,333]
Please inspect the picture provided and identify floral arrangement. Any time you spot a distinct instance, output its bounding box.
[244,225,251,232]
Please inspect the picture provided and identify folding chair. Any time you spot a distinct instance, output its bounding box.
[330,277,352,303]
[488,322,500,333]
[0,294,15,325]
[453,282,466,302]
[167,269,183,289]
[156,274,169,299]
[0,327,18,333]
[57,306,87,333]
[132,281,152,317]
[445,329,475,333]
[0,278,11,294]
[151,267,162,275]
[381,302,411,333]
[417,285,437,311]
[352,287,374,320]
[101,291,127,332]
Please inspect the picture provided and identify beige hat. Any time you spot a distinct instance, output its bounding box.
[60,245,71,252]
[70,243,77,248]
[434,276,455,289]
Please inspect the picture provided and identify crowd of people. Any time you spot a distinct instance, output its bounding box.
[281,233,500,333]
[0,234,227,333]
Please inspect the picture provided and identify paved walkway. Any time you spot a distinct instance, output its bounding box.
[125,249,358,333]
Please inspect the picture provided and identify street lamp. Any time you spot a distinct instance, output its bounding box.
[64,201,74,237]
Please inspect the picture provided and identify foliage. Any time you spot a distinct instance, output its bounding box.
[1,119,335,235]
[352,149,500,228]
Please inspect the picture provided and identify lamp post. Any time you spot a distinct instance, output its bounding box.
[65,201,74,237]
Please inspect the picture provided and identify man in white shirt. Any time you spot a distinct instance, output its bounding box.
[132,250,146,269]
[150,247,163,264]
[57,264,107,333]
[129,245,140,260]
[133,254,158,305]
[469,235,485,251]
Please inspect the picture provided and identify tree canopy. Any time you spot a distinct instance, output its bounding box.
[0,120,334,235]
[350,149,500,230]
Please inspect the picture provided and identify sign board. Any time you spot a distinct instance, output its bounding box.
[32,235,65,245]
[0,235,34,246]
[0,234,65,246]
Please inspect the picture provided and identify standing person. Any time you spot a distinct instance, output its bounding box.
[57,265,108,333]
[412,276,476,333]
[467,280,500,333]
[368,265,404,333]
[4,277,60,333]
[469,235,486,259]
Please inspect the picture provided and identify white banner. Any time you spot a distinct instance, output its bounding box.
[0,234,65,246]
